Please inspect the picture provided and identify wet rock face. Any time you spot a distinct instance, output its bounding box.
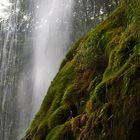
[22,0,140,140]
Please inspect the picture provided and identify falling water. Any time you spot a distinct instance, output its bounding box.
[0,0,20,140]
[17,0,74,139]
[32,0,74,115]
[0,0,74,139]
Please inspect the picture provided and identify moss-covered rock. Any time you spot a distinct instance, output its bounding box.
[22,0,140,140]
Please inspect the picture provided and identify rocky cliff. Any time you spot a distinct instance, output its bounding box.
[22,0,140,139]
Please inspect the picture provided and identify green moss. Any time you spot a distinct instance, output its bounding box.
[46,123,74,140]
[122,65,137,95]
[22,1,140,140]
[48,105,71,129]
[60,37,86,69]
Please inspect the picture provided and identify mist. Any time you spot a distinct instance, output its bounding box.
[32,0,74,114]
[17,0,74,139]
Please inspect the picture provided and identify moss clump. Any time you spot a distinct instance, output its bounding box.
[48,105,71,129]
[22,0,140,140]
[46,123,74,140]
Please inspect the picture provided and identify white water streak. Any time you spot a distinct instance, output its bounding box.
[32,0,74,114]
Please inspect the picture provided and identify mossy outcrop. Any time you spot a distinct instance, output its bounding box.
[22,0,140,140]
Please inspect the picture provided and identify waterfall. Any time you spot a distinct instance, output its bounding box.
[0,0,74,139]
[0,1,20,140]
[18,0,74,138]
[32,0,74,115]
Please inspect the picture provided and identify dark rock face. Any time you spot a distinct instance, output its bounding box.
[129,119,140,140]
[22,0,140,140]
